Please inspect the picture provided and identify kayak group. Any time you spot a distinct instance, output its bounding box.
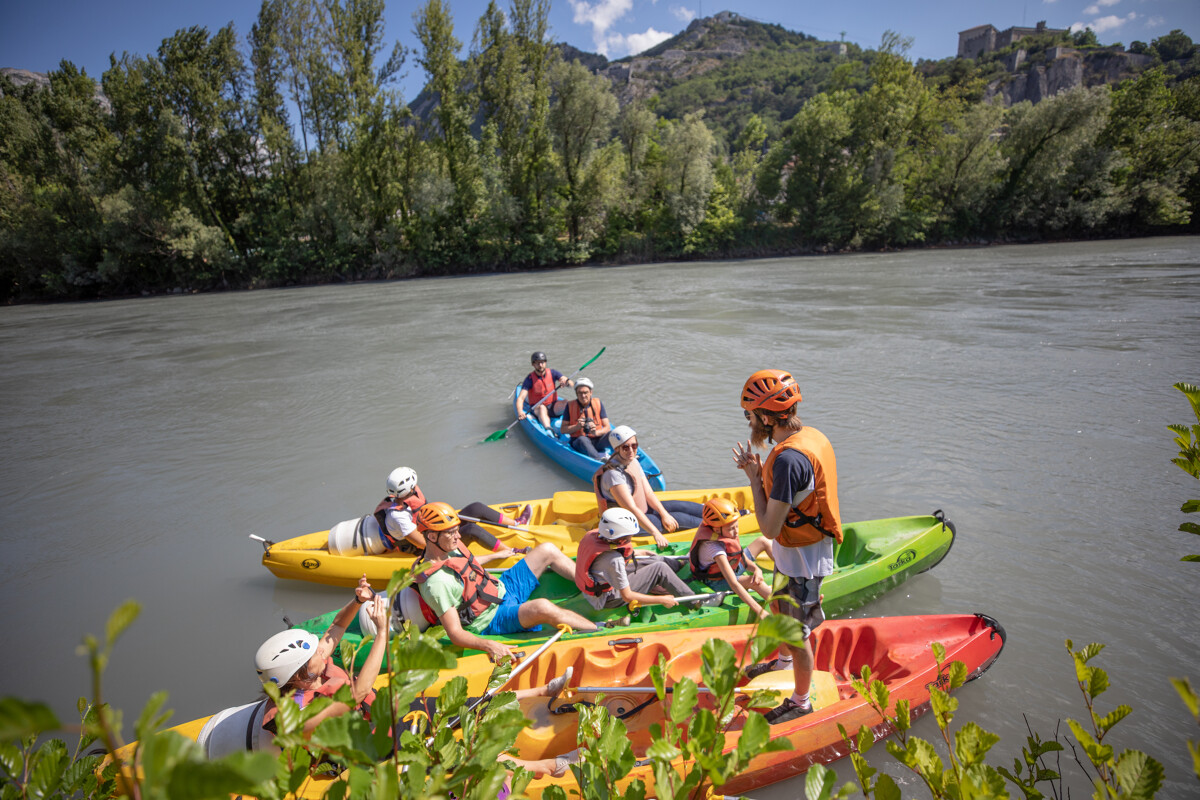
[153,360,1002,797]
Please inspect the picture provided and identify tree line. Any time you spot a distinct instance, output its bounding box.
[1,0,1198,302]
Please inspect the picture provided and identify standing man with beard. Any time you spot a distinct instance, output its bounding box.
[732,369,843,724]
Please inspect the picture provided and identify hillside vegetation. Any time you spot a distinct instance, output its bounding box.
[1,2,1198,302]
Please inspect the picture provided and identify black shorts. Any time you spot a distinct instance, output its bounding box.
[771,572,825,637]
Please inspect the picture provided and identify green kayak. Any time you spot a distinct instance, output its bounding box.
[297,511,956,668]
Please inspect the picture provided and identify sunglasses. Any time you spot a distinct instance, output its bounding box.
[618,442,638,452]
[743,410,752,420]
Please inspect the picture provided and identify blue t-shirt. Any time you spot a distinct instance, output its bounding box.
[769,448,835,579]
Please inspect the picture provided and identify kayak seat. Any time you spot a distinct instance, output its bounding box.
[811,625,905,682]
[549,491,600,523]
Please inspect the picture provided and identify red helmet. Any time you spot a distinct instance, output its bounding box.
[702,497,740,528]
[415,501,460,532]
[741,369,801,412]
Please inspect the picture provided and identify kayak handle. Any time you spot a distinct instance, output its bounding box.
[608,637,642,647]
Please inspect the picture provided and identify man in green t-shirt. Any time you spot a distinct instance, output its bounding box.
[414,502,610,660]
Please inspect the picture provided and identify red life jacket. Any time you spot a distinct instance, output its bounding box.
[372,486,427,550]
[526,369,558,408]
[573,530,635,596]
[762,427,843,547]
[413,552,504,627]
[261,662,374,733]
[566,398,603,439]
[688,524,744,581]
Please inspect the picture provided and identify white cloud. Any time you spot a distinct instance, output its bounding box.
[1083,0,1119,13]
[569,0,634,37]
[1146,15,1164,28]
[1097,0,1120,6]
[1071,12,1136,35]
[1083,4,1098,14]
[670,5,696,23]
[605,27,674,57]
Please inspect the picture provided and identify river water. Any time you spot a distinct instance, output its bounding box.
[2,237,1198,796]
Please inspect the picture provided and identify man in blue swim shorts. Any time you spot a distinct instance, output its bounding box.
[411,501,613,660]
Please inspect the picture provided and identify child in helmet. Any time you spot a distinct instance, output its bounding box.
[372,466,531,555]
[688,497,774,618]
[574,508,694,610]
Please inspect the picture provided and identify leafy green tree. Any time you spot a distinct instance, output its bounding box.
[1099,67,1200,228]
[758,90,865,246]
[414,0,482,261]
[550,58,618,245]
[659,111,716,239]
[992,86,1115,234]
[926,101,1006,239]
[1169,382,1200,562]
[1153,30,1196,62]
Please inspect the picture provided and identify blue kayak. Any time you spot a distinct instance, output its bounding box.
[513,386,667,490]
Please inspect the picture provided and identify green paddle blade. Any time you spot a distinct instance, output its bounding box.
[483,428,510,443]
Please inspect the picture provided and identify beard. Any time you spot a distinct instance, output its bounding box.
[748,413,775,449]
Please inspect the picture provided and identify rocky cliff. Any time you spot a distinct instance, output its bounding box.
[984,48,1155,105]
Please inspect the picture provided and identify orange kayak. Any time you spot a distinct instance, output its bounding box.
[115,613,1004,798]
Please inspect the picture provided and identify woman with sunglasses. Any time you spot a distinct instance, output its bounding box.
[592,426,704,547]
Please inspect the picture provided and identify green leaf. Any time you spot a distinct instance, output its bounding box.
[1180,554,1200,561]
[804,762,837,799]
[701,638,738,698]
[105,600,141,649]
[0,741,21,779]
[1113,749,1165,799]
[26,740,67,799]
[1067,718,1113,767]
[668,679,698,726]
[735,709,772,764]
[1179,523,1200,536]
[953,721,1001,768]
[1181,499,1200,514]
[165,751,278,799]
[874,773,902,800]
[1170,677,1199,718]
[1096,704,1132,734]
[0,698,60,741]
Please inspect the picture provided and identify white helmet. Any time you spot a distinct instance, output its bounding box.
[255,629,318,686]
[597,508,639,541]
[575,377,594,391]
[358,587,429,635]
[386,467,418,499]
[609,425,636,449]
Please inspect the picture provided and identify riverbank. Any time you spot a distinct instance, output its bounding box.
[8,227,1196,306]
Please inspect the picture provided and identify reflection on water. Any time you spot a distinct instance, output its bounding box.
[1,237,1198,796]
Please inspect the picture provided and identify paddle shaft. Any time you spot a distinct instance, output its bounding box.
[458,513,536,535]
[444,623,571,732]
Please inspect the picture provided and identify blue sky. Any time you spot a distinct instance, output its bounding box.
[3,0,1197,101]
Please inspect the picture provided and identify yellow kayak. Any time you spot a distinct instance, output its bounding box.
[258,487,759,589]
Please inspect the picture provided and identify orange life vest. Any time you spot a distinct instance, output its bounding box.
[574,530,634,597]
[526,369,557,408]
[688,524,744,581]
[413,552,504,627]
[761,426,843,547]
[566,398,603,439]
[372,486,427,550]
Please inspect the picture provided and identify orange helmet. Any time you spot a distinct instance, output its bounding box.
[415,501,460,532]
[741,369,801,412]
[702,497,740,528]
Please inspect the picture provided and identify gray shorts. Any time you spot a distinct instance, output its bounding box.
[771,573,825,637]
